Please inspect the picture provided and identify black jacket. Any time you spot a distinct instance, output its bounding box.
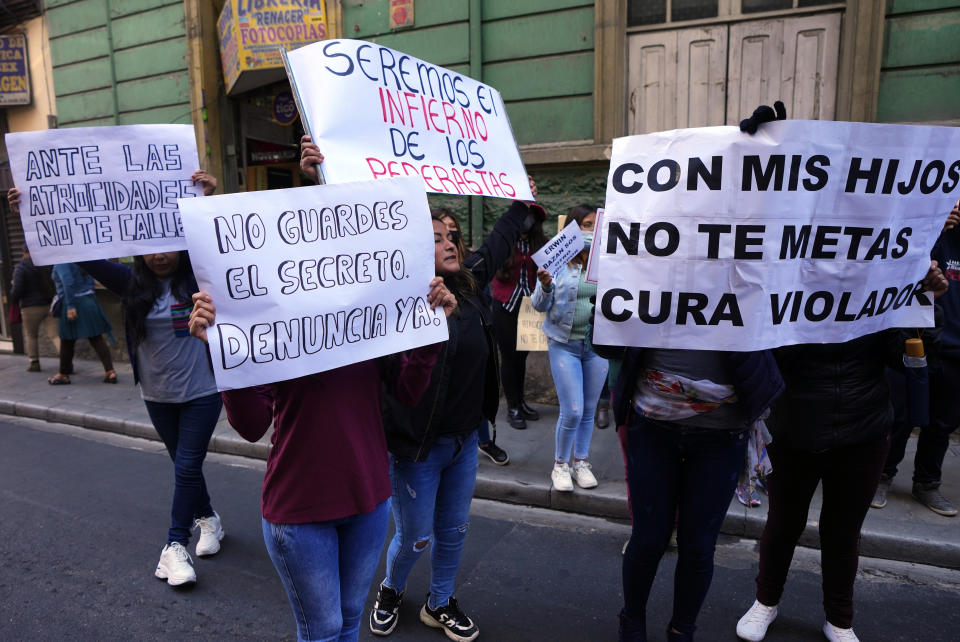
[769,331,903,452]
[382,200,542,461]
[10,257,53,308]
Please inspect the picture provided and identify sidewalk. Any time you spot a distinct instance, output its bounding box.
[1,352,957,569]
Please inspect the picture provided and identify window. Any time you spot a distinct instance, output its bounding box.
[628,0,842,26]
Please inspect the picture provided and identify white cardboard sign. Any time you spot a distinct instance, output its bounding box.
[532,223,583,278]
[594,120,960,351]
[585,208,604,284]
[178,176,448,390]
[283,38,533,201]
[6,124,201,265]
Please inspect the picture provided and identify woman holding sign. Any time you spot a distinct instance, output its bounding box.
[13,174,226,588]
[531,205,608,492]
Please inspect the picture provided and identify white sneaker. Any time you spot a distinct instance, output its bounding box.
[194,512,224,557]
[572,460,598,489]
[823,621,859,642]
[736,600,778,641]
[551,462,574,492]
[155,542,196,586]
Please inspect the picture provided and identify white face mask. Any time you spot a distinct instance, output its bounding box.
[581,231,594,250]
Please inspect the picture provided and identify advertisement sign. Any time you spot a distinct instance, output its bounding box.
[0,34,30,106]
[593,120,960,352]
[218,0,328,94]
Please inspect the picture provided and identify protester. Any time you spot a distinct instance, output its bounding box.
[872,198,960,517]
[436,208,509,466]
[9,245,59,372]
[531,205,607,491]
[491,200,546,429]
[591,102,789,642]
[736,266,949,642]
[360,162,544,638]
[194,139,453,641]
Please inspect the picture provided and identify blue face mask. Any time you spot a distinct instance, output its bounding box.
[581,231,594,250]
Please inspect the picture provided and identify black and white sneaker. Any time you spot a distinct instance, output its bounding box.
[419,595,479,642]
[369,583,404,636]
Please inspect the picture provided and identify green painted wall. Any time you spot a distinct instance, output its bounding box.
[47,0,191,127]
[878,0,960,123]
[343,0,602,237]
[342,0,595,146]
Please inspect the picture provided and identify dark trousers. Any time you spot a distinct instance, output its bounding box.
[144,393,223,545]
[755,433,890,629]
[59,335,113,374]
[491,301,529,407]
[620,416,748,641]
[884,364,960,485]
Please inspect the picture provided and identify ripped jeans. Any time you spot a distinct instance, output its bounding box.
[384,431,478,609]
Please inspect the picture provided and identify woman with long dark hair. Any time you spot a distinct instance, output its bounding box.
[531,205,607,491]
[491,206,547,428]
[368,185,544,640]
[70,171,222,586]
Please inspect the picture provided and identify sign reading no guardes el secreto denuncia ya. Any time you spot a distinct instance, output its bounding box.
[283,39,534,201]
[177,176,450,391]
[593,120,960,352]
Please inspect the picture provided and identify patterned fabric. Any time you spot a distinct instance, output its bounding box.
[503,238,531,312]
[171,301,191,337]
[568,270,596,341]
[633,369,738,421]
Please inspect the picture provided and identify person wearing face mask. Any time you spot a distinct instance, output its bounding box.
[531,205,608,491]
[12,172,225,586]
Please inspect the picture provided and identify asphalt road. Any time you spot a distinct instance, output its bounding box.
[2,415,958,641]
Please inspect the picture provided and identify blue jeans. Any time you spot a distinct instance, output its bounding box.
[144,392,222,545]
[262,500,390,642]
[547,338,608,462]
[385,431,478,609]
[477,419,491,445]
[620,415,748,642]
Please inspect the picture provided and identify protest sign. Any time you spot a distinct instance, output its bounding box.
[585,208,604,284]
[178,176,448,390]
[516,296,547,351]
[282,39,533,200]
[594,120,960,351]
[6,125,201,265]
[532,223,583,278]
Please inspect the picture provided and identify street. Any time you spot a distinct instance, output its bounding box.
[2,415,958,641]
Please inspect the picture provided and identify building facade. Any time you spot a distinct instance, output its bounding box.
[1,0,958,355]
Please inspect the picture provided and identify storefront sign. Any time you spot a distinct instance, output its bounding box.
[218,0,328,94]
[272,90,298,125]
[0,34,30,106]
[390,0,414,29]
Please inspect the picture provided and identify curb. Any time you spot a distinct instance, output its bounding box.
[3,403,957,570]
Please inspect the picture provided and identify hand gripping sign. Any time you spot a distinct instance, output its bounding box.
[593,120,960,352]
[283,38,533,201]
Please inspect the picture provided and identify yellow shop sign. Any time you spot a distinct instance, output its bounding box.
[218,0,328,94]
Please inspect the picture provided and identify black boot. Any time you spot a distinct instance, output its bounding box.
[518,400,539,421]
[595,398,610,429]
[507,408,527,429]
